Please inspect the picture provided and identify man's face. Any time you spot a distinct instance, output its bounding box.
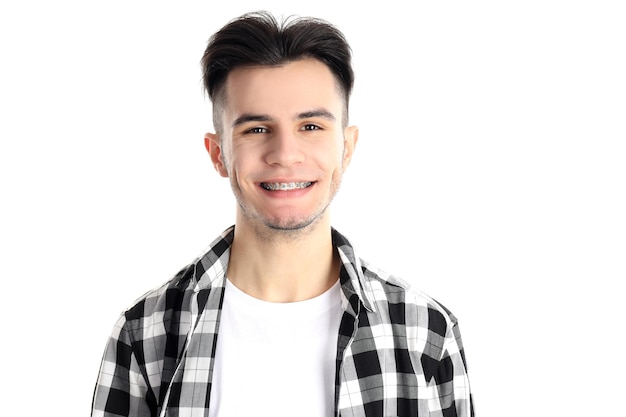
[205,59,358,235]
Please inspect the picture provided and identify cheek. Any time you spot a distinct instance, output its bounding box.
[317,139,344,162]
[228,153,255,181]
[335,145,348,170]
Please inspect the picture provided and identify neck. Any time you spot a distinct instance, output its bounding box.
[227,220,339,302]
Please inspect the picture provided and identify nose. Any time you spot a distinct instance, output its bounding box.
[265,129,305,167]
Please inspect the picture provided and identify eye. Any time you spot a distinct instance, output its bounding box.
[246,126,268,134]
[301,124,321,131]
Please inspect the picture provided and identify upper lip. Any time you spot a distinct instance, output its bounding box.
[259,178,313,184]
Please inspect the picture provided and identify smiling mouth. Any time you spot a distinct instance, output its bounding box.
[261,181,313,191]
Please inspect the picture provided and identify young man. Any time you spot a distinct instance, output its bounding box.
[91,11,474,417]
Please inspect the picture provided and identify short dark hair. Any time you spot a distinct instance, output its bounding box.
[201,11,354,132]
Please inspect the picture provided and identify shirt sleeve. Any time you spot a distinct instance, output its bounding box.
[91,314,155,417]
[429,319,475,416]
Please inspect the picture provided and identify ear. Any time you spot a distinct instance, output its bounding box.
[342,125,359,169]
[204,132,229,177]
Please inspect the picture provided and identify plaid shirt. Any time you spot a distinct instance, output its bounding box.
[92,227,474,416]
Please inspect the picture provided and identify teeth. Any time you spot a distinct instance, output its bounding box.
[262,181,312,191]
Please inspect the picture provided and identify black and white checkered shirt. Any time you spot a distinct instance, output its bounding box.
[92,227,474,416]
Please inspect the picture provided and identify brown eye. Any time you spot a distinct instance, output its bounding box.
[247,127,268,134]
[301,124,321,131]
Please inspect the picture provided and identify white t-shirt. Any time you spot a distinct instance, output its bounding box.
[208,278,343,417]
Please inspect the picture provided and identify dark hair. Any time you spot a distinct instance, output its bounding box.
[201,11,354,131]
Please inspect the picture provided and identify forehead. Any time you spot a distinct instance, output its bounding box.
[222,59,344,117]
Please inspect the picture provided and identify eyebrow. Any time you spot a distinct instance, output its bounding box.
[297,109,336,121]
[231,108,336,128]
[232,114,271,128]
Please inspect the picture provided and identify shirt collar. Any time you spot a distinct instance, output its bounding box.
[191,226,376,312]
[332,228,377,313]
[192,226,233,292]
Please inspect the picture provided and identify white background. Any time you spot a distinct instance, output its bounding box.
[1,1,624,415]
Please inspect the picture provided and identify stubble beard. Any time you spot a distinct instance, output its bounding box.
[233,175,343,243]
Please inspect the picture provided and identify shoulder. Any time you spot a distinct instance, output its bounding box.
[360,258,459,339]
[122,263,197,326]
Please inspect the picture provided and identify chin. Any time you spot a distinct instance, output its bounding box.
[265,217,314,231]
[262,211,326,232]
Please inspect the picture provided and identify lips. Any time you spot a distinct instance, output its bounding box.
[260,181,313,191]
